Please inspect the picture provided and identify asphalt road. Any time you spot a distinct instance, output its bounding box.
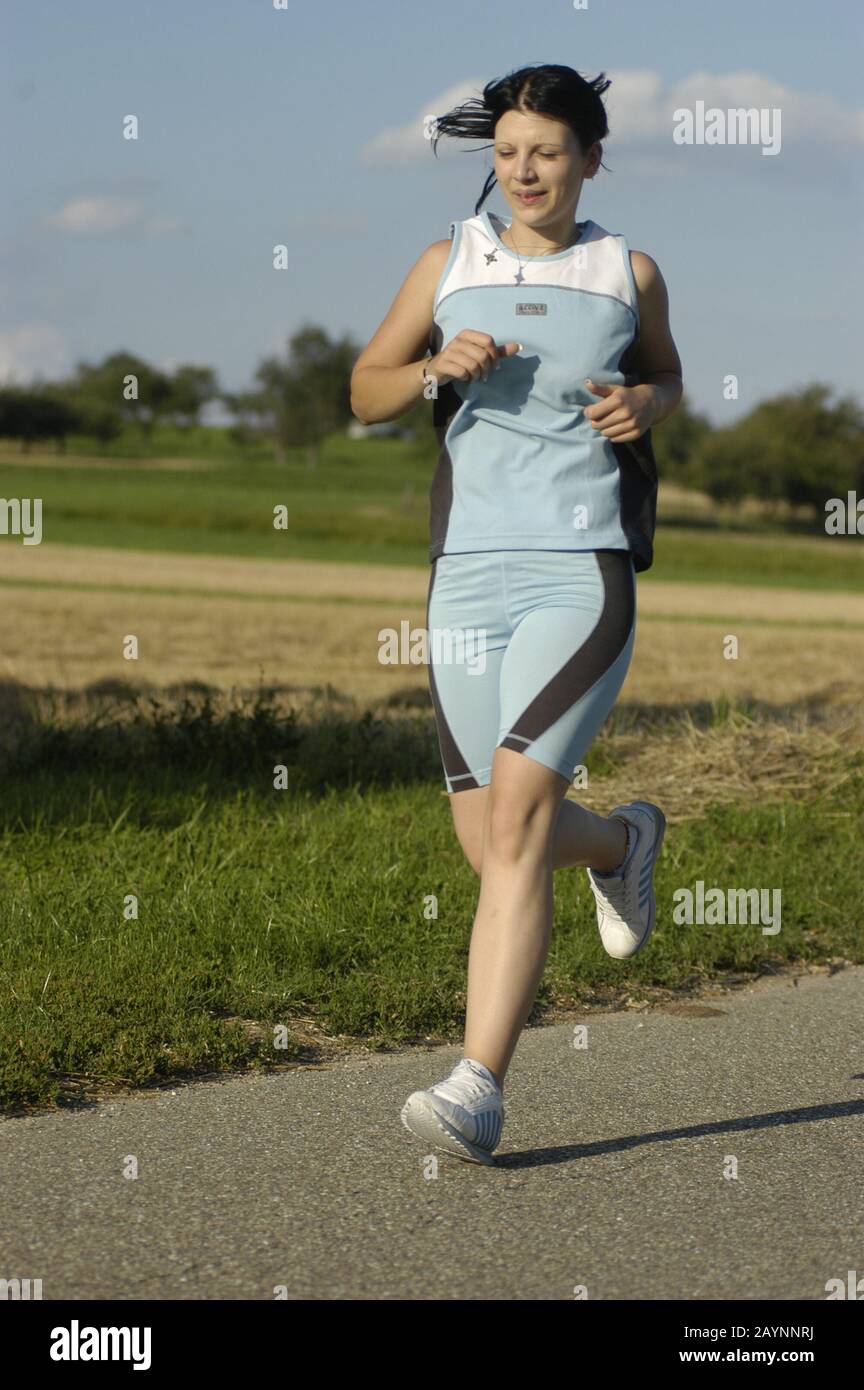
[2,965,862,1300]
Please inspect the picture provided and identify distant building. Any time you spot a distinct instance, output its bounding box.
[347,421,415,441]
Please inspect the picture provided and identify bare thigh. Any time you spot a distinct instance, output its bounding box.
[449,785,488,875]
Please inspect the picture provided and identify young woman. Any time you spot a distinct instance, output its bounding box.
[350,63,682,1165]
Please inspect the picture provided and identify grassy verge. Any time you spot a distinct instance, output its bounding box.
[2,690,861,1114]
[2,445,862,590]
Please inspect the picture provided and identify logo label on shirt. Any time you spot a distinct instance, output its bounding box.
[515,302,547,315]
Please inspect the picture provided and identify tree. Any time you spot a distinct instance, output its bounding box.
[650,393,713,489]
[70,351,173,439]
[253,324,359,466]
[166,365,220,428]
[0,386,84,452]
[693,383,864,515]
[221,388,272,451]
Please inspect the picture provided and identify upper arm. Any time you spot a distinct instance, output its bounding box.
[630,251,682,380]
[351,239,452,378]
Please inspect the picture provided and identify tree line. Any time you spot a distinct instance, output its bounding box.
[0,324,861,515]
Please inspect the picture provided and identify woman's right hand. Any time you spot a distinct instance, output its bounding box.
[427,330,522,386]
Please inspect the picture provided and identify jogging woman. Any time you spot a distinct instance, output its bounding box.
[350,64,683,1165]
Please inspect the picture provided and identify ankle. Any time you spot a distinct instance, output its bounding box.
[463,1056,504,1094]
[592,816,630,875]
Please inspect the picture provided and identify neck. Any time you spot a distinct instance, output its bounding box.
[503,209,582,252]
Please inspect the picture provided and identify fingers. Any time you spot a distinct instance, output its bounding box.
[600,426,641,441]
[434,332,524,384]
[586,404,629,428]
[444,346,491,381]
[452,330,499,372]
[444,334,498,382]
[583,387,621,421]
[586,410,633,434]
[443,333,524,382]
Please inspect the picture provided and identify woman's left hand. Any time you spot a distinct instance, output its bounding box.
[583,379,657,442]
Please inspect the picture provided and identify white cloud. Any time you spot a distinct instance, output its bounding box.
[647,69,863,147]
[0,324,69,384]
[359,69,864,166]
[45,196,144,234]
[43,196,184,236]
[359,78,488,166]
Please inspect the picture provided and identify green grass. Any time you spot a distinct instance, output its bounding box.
[1,433,861,1113]
[2,693,862,1113]
[2,437,862,589]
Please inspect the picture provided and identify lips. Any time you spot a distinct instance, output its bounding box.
[515,191,546,201]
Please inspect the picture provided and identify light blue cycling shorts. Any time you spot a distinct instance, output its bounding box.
[425,549,636,791]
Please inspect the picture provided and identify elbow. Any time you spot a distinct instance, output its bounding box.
[349,371,373,426]
[351,402,382,426]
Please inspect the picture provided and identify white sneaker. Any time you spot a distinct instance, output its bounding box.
[400,1058,505,1165]
[586,800,666,959]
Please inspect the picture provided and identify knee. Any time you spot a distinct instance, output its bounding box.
[485,795,552,864]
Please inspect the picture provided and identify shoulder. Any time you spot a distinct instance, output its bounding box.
[425,237,454,266]
[628,250,665,296]
[378,238,453,310]
[410,237,453,284]
[398,237,455,303]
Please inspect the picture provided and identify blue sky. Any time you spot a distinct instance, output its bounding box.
[3,0,862,425]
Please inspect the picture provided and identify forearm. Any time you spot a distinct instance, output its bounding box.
[637,372,683,427]
[350,359,431,425]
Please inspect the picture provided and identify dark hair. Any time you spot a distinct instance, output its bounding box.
[430,63,611,215]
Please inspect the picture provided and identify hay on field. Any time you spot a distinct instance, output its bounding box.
[569,705,861,823]
[0,679,858,826]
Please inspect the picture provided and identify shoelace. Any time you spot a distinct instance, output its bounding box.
[592,865,638,921]
[436,1064,498,1106]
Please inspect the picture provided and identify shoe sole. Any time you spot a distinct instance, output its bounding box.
[400,1094,500,1166]
[622,800,666,957]
[598,800,666,959]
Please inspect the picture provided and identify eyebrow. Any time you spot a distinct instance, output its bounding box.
[494,141,566,149]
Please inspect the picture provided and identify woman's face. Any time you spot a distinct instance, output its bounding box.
[492,107,597,227]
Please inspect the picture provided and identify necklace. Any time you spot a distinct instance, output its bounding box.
[503,218,585,285]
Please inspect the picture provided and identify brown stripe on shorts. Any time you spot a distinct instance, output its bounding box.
[426,558,480,791]
[498,550,634,755]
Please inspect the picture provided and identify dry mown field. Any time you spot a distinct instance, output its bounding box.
[2,542,863,710]
[2,542,863,832]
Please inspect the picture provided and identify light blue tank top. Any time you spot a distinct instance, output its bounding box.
[427,209,658,572]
